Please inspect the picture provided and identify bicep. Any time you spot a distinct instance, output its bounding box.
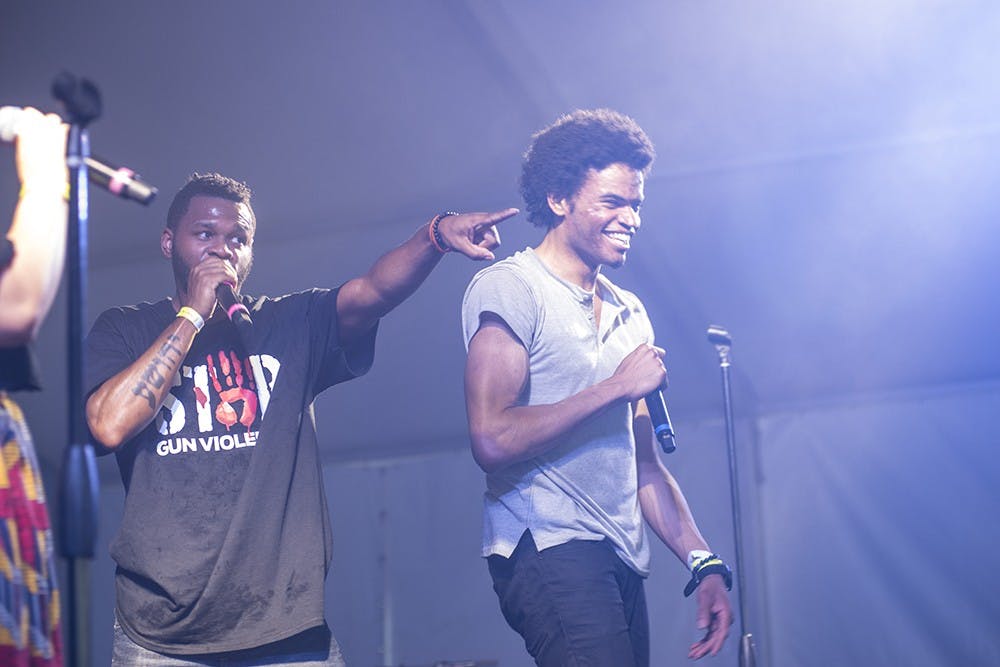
[335,277,379,345]
[465,313,529,428]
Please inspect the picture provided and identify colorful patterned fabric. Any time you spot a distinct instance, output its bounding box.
[0,392,62,667]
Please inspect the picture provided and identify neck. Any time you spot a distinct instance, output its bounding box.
[535,232,600,291]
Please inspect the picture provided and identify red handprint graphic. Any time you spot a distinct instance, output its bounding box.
[206,350,258,431]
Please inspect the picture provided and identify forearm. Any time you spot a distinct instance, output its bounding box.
[638,459,712,562]
[337,222,442,340]
[469,374,630,473]
[339,208,513,343]
[367,221,442,307]
[87,317,196,449]
[0,191,68,344]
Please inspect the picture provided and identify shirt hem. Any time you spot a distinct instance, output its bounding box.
[482,531,651,578]
[117,607,327,656]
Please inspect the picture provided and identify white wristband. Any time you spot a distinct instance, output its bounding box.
[687,549,713,571]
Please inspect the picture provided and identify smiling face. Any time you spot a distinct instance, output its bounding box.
[161,195,255,296]
[547,162,645,274]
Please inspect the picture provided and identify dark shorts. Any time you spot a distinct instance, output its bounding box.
[487,531,650,667]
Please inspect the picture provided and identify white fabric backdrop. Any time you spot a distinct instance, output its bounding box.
[757,382,1000,666]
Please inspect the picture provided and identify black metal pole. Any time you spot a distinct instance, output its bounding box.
[61,119,100,667]
[55,73,103,667]
[707,325,758,667]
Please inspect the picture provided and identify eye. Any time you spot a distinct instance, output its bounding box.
[196,231,212,240]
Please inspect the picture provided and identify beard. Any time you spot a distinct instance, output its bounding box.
[172,252,191,294]
[172,253,254,296]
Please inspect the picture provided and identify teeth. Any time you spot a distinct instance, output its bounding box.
[606,232,631,246]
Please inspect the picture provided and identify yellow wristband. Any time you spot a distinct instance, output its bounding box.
[19,182,70,201]
[176,306,205,332]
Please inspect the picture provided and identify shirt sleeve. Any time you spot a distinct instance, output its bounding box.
[84,308,135,400]
[628,290,656,347]
[308,287,378,394]
[84,308,145,455]
[461,265,538,352]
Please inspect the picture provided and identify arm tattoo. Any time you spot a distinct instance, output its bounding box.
[131,334,184,411]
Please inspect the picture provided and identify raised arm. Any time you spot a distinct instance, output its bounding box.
[0,108,68,346]
[336,208,517,344]
[87,246,239,449]
[465,312,666,473]
[633,401,733,659]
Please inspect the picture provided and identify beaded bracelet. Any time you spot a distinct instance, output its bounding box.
[429,211,458,253]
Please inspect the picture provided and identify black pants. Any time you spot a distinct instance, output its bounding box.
[487,531,650,667]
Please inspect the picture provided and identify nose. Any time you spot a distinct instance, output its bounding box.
[209,239,235,259]
[622,207,641,231]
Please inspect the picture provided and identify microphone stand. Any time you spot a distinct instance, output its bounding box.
[707,325,758,667]
[55,73,102,667]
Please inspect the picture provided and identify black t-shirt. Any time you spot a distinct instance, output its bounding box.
[0,346,40,391]
[84,288,377,654]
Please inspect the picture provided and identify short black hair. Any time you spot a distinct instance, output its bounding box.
[520,109,655,228]
[166,172,254,231]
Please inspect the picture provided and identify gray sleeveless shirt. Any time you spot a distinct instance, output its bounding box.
[462,248,654,575]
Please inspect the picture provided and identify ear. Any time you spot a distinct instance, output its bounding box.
[547,194,569,218]
[161,228,173,259]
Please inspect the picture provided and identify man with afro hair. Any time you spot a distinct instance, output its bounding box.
[462,109,733,666]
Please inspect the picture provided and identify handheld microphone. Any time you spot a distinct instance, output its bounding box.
[215,283,253,335]
[0,105,158,205]
[644,389,676,454]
